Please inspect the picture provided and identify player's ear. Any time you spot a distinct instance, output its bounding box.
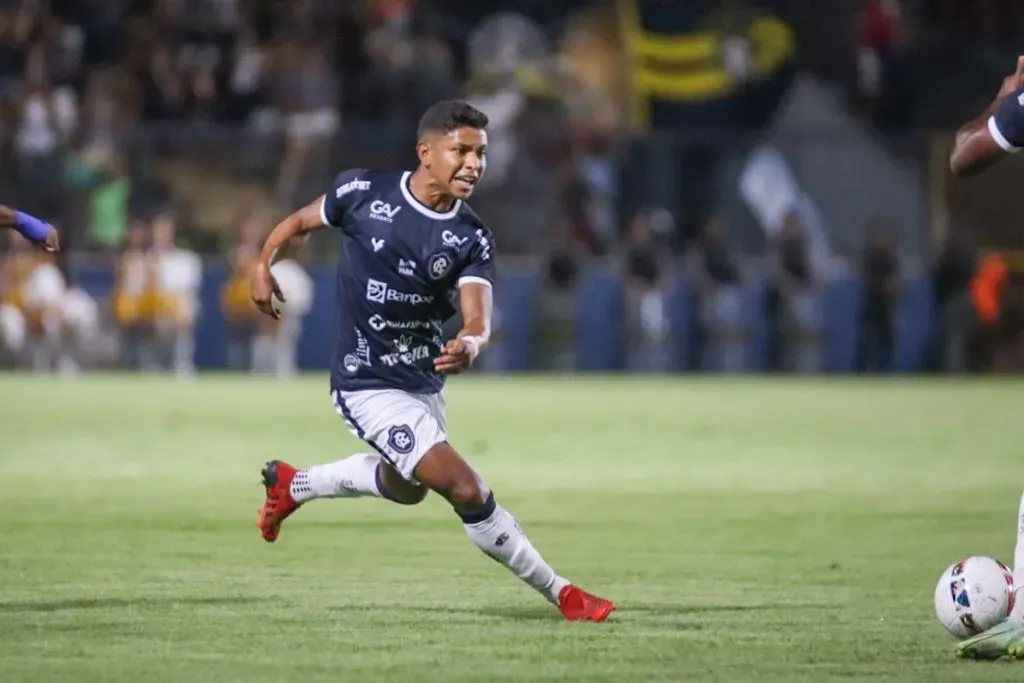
[416,138,432,167]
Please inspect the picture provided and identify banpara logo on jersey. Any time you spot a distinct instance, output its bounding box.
[365,278,434,306]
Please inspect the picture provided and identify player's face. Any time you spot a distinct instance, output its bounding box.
[427,127,487,200]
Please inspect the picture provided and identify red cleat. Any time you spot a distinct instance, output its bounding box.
[256,460,302,543]
[558,585,616,622]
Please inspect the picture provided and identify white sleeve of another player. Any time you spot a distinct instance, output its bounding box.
[988,116,1022,154]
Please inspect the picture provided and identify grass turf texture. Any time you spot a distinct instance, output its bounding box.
[1,374,1023,682]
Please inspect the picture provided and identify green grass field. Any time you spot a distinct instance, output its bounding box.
[2,374,1023,682]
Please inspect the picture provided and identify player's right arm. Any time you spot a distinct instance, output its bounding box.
[250,196,325,319]
[0,204,59,252]
[950,57,1024,178]
[251,169,367,319]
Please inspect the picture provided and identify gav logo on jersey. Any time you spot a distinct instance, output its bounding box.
[365,278,434,305]
[369,200,401,223]
[379,334,432,367]
[427,252,453,280]
[368,314,431,332]
[442,229,468,247]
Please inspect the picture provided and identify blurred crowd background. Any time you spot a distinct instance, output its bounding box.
[2,0,1024,377]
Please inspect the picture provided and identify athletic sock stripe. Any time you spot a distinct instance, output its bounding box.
[332,390,397,468]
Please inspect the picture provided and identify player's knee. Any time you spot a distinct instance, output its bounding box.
[447,476,488,510]
[392,485,428,506]
[377,461,428,505]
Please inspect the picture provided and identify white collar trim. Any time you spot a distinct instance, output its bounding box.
[400,171,461,220]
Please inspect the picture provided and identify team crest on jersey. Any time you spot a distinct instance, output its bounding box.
[387,425,415,454]
[428,252,453,280]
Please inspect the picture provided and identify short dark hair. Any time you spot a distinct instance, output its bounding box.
[417,100,489,139]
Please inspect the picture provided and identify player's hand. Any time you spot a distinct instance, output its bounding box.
[434,339,473,375]
[40,225,59,253]
[250,262,286,320]
[997,56,1024,99]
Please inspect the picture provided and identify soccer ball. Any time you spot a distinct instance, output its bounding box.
[934,555,1015,638]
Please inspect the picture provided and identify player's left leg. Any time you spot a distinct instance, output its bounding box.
[412,441,615,622]
[956,490,1024,659]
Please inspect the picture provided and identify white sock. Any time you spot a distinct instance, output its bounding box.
[289,453,384,503]
[462,495,570,605]
[1012,489,1024,622]
[173,332,195,375]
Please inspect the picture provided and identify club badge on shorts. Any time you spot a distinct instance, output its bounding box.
[387,424,415,454]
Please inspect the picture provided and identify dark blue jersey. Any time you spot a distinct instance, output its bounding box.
[991,86,1024,154]
[321,169,495,394]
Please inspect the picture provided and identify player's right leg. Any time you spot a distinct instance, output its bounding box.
[955,489,1024,660]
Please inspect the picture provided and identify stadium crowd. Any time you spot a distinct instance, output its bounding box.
[0,0,1021,376]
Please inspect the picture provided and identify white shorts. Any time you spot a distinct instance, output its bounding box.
[332,388,447,483]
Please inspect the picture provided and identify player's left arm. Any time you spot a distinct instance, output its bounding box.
[435,228,495,375]
[950,57,1024,178]
[0,204,59,252]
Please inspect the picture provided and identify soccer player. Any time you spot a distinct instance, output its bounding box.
[954,490,1024,659]
[946,58,1024,658]
[249,100,615,622]
[0,205,59,252]
[949,56,1024,177]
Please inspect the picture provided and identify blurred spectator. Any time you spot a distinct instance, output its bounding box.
[270,39,339,207]
[855,0,912,130]
[692,216,745,373]
[928,230,976,373]
[765,211,821,374]
[991,282,1024,371]
[968,252,1009,372]
[221,212,262,370]
[148,212,202,376]
[623,210,669,372]
[535,242,579,371]
[111,219,153,369]
[856,219,900,373]
[15,40,77,215]
[138,42,192,122]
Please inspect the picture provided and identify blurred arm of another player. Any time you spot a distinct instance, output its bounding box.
[434,282,493,375]
[0,204,60,252]
[950,56,1024,178]
[250,196,325,320]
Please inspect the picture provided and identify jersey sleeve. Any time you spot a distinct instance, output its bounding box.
[989,88,1024,154]
[319,168,370,227]
[457,227,496,287]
